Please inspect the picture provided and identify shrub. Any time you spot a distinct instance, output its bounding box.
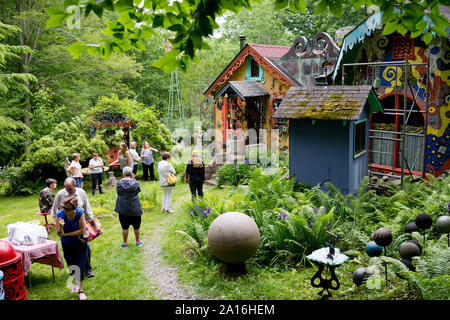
[216,163,254,187]
[6,122,109,195]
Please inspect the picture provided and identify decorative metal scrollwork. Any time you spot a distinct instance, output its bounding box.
[294,36,308,57]
[310,263,341,299]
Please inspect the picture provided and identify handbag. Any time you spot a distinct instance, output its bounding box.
[80,218,103,243]
[166,162,178,186]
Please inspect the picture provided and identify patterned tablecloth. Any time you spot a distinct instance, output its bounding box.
[1,238,65,275]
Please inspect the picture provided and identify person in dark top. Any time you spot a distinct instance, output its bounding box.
[39,178,57,213]
[185,150,206,198]
[56,195,88,300]
[115,166,144,248]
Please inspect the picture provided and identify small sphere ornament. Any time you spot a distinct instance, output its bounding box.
[399,242,420,259]
[373,227,393,247]
[415,213,432,230]
[406,240,422,255]
[399,258,415,271]
[436,216,450,234]
[366,241,383,257]
[352,267,368,287]
[405,222,419,233]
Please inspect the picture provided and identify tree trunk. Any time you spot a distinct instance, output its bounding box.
[15,0,42,150]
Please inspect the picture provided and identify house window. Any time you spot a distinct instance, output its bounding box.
[250,58,259,78]
[246,56,263,81]
[354,119,366,158]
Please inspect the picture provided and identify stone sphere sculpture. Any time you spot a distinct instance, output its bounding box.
[436,216,450,233]
[405,222,419,233]
[208,212,260,264]
[399,242,421,259]
[373,228,393,247]
[352,267,368,287]
[415,213,432,230]
[366,241,383,257]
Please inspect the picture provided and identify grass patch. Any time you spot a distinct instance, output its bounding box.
[0,180,188,300]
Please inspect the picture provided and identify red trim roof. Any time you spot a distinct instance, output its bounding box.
[248,43,291,58]
[204,43,295,95]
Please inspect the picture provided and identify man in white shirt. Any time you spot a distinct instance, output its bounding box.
[51,177,96,278]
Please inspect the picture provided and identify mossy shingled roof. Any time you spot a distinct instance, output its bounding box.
[273,85,377,120]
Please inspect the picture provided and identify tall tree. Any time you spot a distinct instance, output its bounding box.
[0,0,143,137]
[11,0,49,133]
[0,20,33,165]
[219,0,295,45]
[127,36,170,115]
[278,0,367,40]
[0,20,36,93]
[180,37,238,119]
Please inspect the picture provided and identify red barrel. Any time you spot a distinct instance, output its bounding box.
[0,240,27,300]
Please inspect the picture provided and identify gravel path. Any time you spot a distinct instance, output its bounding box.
[143,197,200,300]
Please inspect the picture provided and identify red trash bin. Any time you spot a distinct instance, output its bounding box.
[0,240,27,300]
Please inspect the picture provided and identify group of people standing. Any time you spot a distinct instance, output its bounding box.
[109,141,159,182]
[38,143,207,300]
[66,141,159,196]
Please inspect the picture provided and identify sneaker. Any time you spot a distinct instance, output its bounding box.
[167,210,175,213]
[121,242,128,248]
[136,240,144,247]
[86,270,95,278]
[78,290,87,300]
[71,285,79,293]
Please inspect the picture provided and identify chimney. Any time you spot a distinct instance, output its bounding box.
[239,35,246,50]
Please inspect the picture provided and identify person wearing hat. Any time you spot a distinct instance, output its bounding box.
[52,177,96,278]
[56,195,88,300]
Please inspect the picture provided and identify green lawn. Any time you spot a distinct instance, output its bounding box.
[0,181,191,300]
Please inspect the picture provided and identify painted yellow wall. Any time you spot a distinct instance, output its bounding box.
[212,56,292,152]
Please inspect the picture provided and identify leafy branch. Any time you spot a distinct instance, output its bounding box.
[45,0,449,73]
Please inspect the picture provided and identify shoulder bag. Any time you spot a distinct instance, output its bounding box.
[166,162,178,186]
[80,212,103,243]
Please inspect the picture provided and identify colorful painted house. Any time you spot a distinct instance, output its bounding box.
[331,9,450,178]
[204,33,341,154]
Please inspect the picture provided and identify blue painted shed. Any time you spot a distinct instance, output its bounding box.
[273,85,382,194]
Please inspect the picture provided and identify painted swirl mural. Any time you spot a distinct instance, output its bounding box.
[357,30,449,177]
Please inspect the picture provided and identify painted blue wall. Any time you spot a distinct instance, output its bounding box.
[289,105,369,195]
[289,118,350,193]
